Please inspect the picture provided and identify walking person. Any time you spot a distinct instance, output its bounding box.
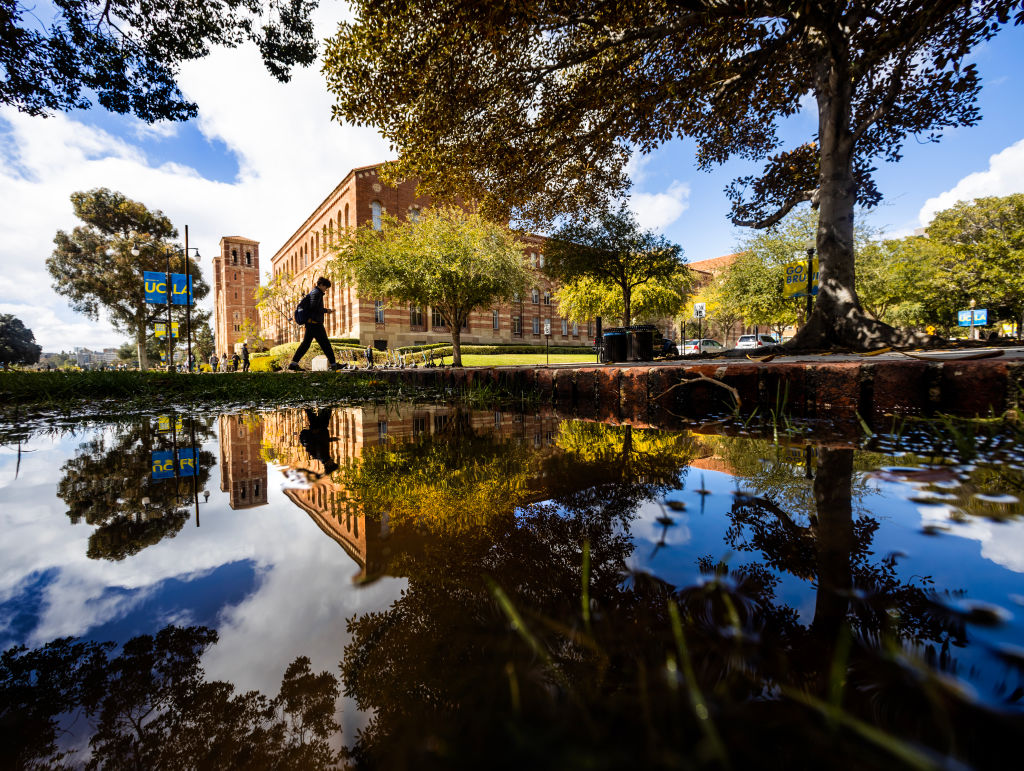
[288,277,342,371]
[209,353,218,372]
[220,352,228,373]
[188,352,196,373]
[241,343,250,373]
[231,351,240,372]
[364,344,374,369]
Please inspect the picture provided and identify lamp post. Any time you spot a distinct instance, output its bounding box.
[133,231,201,372]
[803,237,816,326]
[969,298,976,341]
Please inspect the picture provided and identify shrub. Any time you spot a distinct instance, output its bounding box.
[248,354,278,372]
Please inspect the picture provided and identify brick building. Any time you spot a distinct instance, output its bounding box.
[217,414,268,510]
[258,162,592,350]
[213,236,261,357]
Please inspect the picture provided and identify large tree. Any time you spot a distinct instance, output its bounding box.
[324,0,1023,350]
[543,206,690,327]
[331,205,531,366]
[2,0,318,122]
[47,188,210,370]
[0,313,41,365]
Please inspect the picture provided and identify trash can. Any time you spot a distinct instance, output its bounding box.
[602,328,628,362]
[627,324,658,361]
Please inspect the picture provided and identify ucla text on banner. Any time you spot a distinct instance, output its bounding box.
[957,309,988,326]
[171,273,193,306]
[151,450,176,480]
[144,271,166,304]
[178,448,197,477]
[782,258,820,299]
[154,322,179,339]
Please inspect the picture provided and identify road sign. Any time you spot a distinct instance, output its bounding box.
[957,309,987,326]
[693,302,706,319]
[543,319,551,336]
[926,325,936,335]
[782,258,819,299]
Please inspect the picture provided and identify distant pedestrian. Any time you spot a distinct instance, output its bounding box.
[365,345,374,368]
[209,353,218,372]
[241,343,250,372]
[232,352,240,372]
[220,352,228,372]
[188,353,196,373]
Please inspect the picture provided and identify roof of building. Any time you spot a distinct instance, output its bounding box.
[686,252,743,275]
[219,236,260,245]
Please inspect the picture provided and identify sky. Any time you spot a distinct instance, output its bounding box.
[2,7,1024,352]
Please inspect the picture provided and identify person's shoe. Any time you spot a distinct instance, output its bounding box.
[287,362,303,371]
[329,363,344,371]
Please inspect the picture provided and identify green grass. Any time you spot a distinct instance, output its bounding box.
[432,353,597,366]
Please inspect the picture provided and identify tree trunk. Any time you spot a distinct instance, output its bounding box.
[136,318,149,371]
[621,282,631,327]
[788,60,937,351]
[450,320,463,367]
[810,447,854,639]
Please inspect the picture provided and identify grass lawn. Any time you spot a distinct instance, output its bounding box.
[433,353,598,367]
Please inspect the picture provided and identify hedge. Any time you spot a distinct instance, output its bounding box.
[397,342,592,355]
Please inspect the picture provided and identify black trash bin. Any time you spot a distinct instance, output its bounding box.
[602,328,628,362]
[627,324,658,361]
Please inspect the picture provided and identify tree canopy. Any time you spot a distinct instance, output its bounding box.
[324,0,1024,350]
[331,205,531,366]
[544,206,690,327]
[2,0,318,122]
[47,188,210,370]
[0,313,41,365]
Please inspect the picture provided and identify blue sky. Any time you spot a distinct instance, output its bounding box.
[1,8,1024,350]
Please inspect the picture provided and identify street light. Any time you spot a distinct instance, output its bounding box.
[803,237,816,326]
[133,227,201,371]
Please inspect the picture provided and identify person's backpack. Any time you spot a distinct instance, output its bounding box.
[294,294,311,325]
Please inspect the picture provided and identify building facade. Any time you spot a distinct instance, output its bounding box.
[213,236,261,357]
[262,163,591,350]
[217,414,268,510]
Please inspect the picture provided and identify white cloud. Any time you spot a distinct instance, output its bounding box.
[629,180,692,231]
[918,137,1024,226]
[0,7,389,351]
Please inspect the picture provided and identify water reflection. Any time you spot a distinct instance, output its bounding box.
[3,406,1024,767]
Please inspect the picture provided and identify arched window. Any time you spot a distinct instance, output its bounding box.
[531,288,539,304]
[231,249,238,265]
[409,206,421,223]
[315,232,319,260]
[344,203,350,231]
[371,201,382,230]
[245,251,252,266]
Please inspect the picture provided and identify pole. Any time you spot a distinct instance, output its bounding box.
[806,247,814,324]
[165,251,174,372]
[189,414,200,527]
[184,225,193,372]
[546,334,549,365]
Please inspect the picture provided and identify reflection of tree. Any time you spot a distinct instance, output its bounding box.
[0,626,340,770]
[57,418,215,560]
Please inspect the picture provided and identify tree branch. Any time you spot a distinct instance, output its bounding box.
[732,190,816,229]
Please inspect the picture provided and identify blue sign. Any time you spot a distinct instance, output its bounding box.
[144,271,166,304]
[171,273,193,306]
[178,448,197,477]
[151,450,175,479]
[957,309,988,327]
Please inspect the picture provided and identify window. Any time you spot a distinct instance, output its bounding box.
[374,301,385,324]
[431,307,445,328]
[371,201,382,230]
[245,251,252,265]
[531,288,539,304]
[532,316,540,335]
[409,304,423,327]
[512,315,522,335]
[377,421,388,442]
[413,416,427,436]
[494,411,502,427]
[561,319,568,336]
[539,253,546,268]
[409,207,421,223]
[492,309,499,330]
[587,321,594,338]
[512,291,520,303]
[543,291,551,305]
[572,321,579,336]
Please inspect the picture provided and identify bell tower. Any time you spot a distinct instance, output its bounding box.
[214,237,261,358]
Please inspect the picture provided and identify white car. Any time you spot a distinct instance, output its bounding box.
[682,339,726,354]
[735,334,779,350]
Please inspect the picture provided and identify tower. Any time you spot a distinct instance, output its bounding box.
[214,236,261,357]
[217,414,269,509]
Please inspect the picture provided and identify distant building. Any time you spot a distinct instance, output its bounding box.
[73,347,119,367]
[217,414,268,510]
[212,237,261,358]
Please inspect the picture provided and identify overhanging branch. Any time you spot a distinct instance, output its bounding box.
[732,190,817,229]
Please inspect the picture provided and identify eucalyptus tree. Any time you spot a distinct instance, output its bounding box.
[324,0,1023,350]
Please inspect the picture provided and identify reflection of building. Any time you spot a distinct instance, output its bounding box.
[217,414,268,509]
[260,405,560,580]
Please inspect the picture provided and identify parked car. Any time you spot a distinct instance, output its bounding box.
[735,334,779,349]
[682,339,726,354]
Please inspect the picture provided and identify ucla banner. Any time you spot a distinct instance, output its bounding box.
[154,322,179,339]
[157,415,184,433]
[782,258,820,299]
[144,271,167,304]
[151,450,176,480]
[171,273,193,306]
[178,448,197,477]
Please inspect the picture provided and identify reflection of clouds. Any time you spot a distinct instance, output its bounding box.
[918,506,1024,573]
[625,500,692,572]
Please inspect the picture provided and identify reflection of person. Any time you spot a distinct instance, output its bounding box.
[288,277,342,372]
[241,343,250,372]
[298,408,339,477]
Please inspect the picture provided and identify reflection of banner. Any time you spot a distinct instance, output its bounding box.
[157,415,184,433]
[151,450,175,479]
[171,273,193,306]
[782,258,819,299]
[144,271,166,304]
[179,448,196,477]
[154,322,179,338]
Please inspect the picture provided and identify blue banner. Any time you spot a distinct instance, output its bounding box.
[144,271,167,304]
[171,273,193,306]
[151,450,176,479]
[957,309,988,327]
[178,448,197,477]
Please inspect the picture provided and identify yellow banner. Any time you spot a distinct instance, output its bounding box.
[783,258,819,299]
